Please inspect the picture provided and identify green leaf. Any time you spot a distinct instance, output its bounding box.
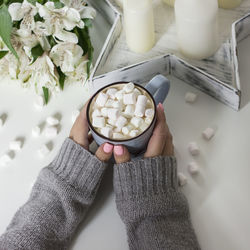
[57,66,66,90]
[0,4,18,59]
[42,86,49,104]
[0,50,8,59]
[34,13,43,22]
[83,18,92,28]
[48,35,57,48]
[31,43,44,63]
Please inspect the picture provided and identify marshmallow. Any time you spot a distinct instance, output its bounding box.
[107,108,119,120]
[105,99,114,108]
[9,140,22,151]
[0,154,12,166]
[185,92,197,103]
[113,133,124,140]
[123,82,135,93]
[145,108,154,118]
[145,117,153,124]
[136,95,148,107]
[115,90,124,100]
[129,130,139,137]
[108,118,116,126]
[96,92,108,107]
[32,126,41,137]
[101,107,109,117]
[106,88,118,99]
[202,127,215,140]
[46,116,59,126]
[38,144,50,157]
[34,95,44,109]
[134,104,146,117]
[92,109,102,118]
[131,117,143,128]
[188,162,200,175]
[116,116,127,128]
[140,122,149,132]
[114,127,122,133]
[100,126,113,138]
[146,99,152,108]
[0,117,3,128]
[124,104,135,117]
[123,93,136,105]
[133,88,141,98]
[92,117,106,128]
[112,100,124,110]
[45,126,58,138]
[122,124,134,135]
[188,142,200,156]
[72,110,80,123]
[178,173,188,186]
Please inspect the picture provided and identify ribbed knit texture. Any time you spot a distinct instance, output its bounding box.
[114,156,201,250]
[0,138,107,250]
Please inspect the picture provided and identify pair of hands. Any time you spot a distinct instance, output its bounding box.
[69,102,174,164]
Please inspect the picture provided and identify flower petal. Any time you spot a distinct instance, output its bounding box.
[8,3,24,21]
[79,6,96,19]
[54,29,78,44]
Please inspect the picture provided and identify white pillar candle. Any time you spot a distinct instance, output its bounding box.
[218,0,242,9]
[162,0,175,7]
[123,0,155,53]
[175,0,219,60]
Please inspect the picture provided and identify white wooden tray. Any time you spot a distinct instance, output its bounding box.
[90,0,250,111]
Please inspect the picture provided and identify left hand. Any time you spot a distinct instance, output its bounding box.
[69,101,114,162]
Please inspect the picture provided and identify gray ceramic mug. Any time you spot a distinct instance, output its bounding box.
[87,74,170,155]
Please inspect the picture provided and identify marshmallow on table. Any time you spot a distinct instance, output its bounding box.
[123,93,137,105]
[92,109,102,118]
[44,126,58,138]
[116,116,127,128]
[202,127,215,140]
[46,116,59,126]
[188,162,200,175]
[100,126,113,138]
[0,154,12,166]
[106,88,118,99]
[113,133,124,140]
[9,140,22,151]
[32,126,41,137]
[92,116,106,128]
[188,142,200,156]
[129,130,139,137]
[96,92,108,107]
[123,82,134,93]
[38,144,50,157]
[34,95,45,109]
[178,173,188,186]
[145,108,154,118]
[107,108,120,120]
[185,92,197,103]
[124,104,135,117]
[72,110,80,123]
[131,117,143,128]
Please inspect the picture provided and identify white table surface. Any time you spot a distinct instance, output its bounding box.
[1,32,250,250]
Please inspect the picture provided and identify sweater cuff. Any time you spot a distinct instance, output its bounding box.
[114,156,178,201]
[51,138,107,193]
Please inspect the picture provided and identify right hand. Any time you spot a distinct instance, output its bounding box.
[113,103,174,164]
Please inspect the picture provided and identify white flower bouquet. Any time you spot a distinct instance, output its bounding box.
[0,0,96,103]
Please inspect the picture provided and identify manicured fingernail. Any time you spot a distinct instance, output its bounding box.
[103,143,113,153]
[114,145,124,156]
[157,103,164,111]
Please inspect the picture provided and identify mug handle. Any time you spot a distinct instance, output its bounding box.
[145,74,170,105]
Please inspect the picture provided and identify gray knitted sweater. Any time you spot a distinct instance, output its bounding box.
[0,138,200,250]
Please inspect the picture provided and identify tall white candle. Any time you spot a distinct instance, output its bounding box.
[218,0,242,9]
[175,0,218,60]
[123,0,155,53]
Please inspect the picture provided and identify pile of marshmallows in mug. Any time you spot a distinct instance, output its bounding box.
[90,82,155,140]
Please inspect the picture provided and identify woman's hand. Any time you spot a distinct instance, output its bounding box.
[69,102,114,162]
[113,103,174,164]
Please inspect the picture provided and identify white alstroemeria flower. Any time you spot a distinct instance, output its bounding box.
[36,2,84,44]
[49,43,83,73]
[61,0,96,19]
[22,53,59,93]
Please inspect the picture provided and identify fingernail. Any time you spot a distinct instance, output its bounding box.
[157,103,164,111]
[103,143,113,153]
[114,145,124,156]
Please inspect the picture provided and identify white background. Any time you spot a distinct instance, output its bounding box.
[0,33,250,250]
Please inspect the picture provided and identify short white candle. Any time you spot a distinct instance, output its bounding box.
[218,0,242,9]
[175,0,219,60]
[123,0,155,53]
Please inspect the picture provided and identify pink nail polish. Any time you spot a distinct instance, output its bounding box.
[158,103,164,111]
[103,143,113,153]
[114,145,124,156]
